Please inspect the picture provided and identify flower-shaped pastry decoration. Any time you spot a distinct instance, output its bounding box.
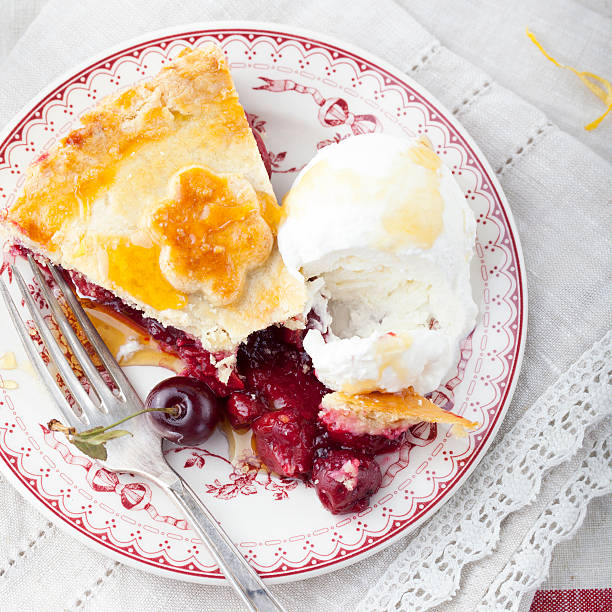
[149,166,274,306]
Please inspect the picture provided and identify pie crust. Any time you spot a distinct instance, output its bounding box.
[2,45,306,352]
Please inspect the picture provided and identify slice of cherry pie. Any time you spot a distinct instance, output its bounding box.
[2,45,306,358]
[1,44,477,514]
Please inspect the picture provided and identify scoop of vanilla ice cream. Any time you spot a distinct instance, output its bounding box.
[277,133,477,395]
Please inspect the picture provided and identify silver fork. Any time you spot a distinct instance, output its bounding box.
[0,254,285,612]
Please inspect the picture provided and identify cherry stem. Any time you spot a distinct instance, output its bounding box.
[48,405,181,439]
[89,406,181,435]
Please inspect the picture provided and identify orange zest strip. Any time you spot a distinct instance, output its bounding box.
[526,28,612,130]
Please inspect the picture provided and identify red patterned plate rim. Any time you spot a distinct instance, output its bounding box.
[0,22,527,584]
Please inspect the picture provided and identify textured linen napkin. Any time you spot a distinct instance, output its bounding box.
[0,1,610,610]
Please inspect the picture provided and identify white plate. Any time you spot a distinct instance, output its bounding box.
[0,22,526,583]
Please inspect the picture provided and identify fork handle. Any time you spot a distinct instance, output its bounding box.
[166,478,286,612]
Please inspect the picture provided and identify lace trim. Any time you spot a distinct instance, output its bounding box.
[357,330,612,612]
[479,417,612,610]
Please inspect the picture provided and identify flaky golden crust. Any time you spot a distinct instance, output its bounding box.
[320,388,478,436]
[3,45,306,352]
[9,46,244,247]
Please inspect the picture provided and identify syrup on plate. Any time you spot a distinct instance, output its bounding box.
[0,351,19,389]
[219,420,258,466]
[82,301,184,371]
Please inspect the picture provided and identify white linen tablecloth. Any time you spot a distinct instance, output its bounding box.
[0,1,610,610]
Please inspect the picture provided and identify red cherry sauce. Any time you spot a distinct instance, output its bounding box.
[65,270,393,511]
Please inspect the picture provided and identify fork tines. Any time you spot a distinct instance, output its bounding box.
[0,255,142,427]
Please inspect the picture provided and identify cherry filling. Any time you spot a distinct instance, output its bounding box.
[237,326,328,422]
[225,391,267,428]
[252,408,315,478]
[324,425,405,455]
[64,273,397,512]
[64,278,392,511]
[62,272,394,514]
[312,450,382,514]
